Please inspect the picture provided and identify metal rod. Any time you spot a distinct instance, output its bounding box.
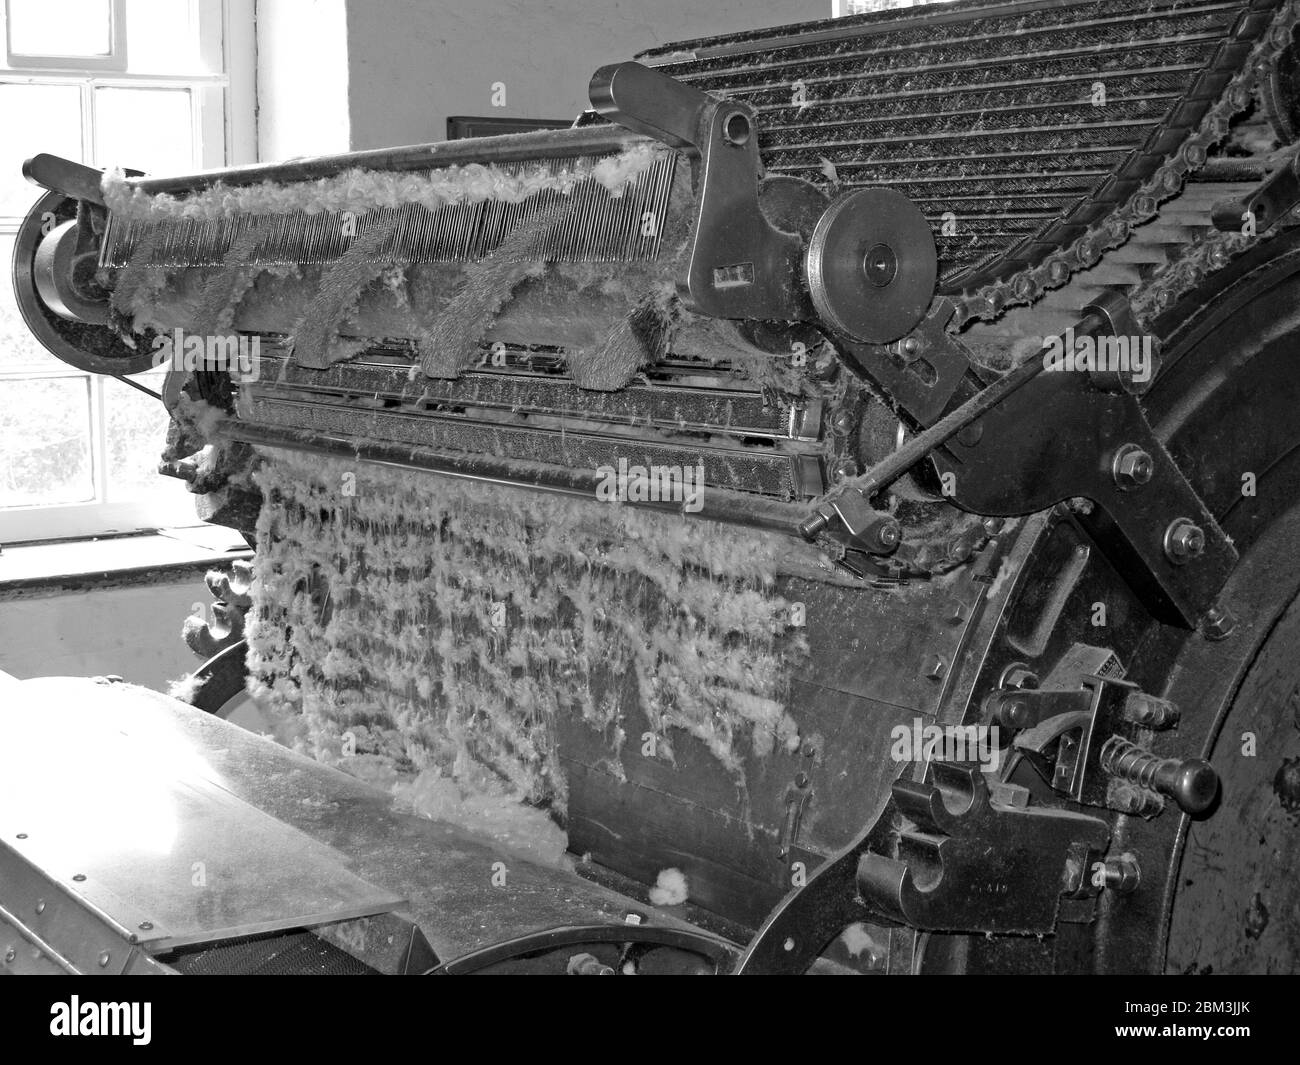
[804,311,1106,534]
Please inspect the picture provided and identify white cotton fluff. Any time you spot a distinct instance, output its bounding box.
[840,922,885,963]
[166,672,209,705]
[649,867,689,907]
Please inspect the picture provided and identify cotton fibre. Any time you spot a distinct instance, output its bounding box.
[649,867,689,907]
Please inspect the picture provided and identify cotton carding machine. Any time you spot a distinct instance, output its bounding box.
[10,0,1300,975]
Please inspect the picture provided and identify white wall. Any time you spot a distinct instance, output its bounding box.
[342,0,819,149]
[256,0,352,158]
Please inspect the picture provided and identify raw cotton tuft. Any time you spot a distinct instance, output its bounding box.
[649,867,689,907]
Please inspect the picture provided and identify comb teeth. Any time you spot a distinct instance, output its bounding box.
[100,152,677,269]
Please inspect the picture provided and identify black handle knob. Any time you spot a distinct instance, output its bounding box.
[1100,736,1219,815]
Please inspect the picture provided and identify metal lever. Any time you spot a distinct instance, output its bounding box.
[589,61,810,321]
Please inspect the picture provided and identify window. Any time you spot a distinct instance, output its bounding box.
[0,0,253,543]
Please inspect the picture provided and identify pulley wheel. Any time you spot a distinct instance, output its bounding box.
[11,191,156,375]
[805,188,938,344]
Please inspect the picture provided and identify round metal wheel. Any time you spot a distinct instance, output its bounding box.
[805,187,938,344]
[187,640,279,735]
[1166,586,1300,973]
[11,192,156,375]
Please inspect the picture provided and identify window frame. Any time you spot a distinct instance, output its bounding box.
[0,0,255,544]
[4,0,128,73]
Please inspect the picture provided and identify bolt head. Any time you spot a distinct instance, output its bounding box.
[1164,519,1206,564]
[832,459,859,482]
[1202,604,1237,642]
[1112,445,1154,489]
[923,654,947,680]
[877,521,901,549]
[998,698,1031,730]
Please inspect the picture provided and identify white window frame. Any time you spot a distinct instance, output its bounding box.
[4,0,127,72]
[0,0,255,544]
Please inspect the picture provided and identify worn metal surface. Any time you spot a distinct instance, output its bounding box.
[0,678,407,953]
[0,677,715,962]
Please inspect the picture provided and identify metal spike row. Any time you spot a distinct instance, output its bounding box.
[100,151,678,269]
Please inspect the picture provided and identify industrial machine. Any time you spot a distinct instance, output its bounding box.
[8,0,1300,974]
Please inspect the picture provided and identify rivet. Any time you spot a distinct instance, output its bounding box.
[34,900,45,915]
[97,951,111,967]
[72,874,86,882]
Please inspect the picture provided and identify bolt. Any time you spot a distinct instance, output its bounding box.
[799,511,831,541]
[874,518,902,551]
[1202,604,1237,642]
[139,921,153,931]
[1124,692,1180,729]
[829,409,855,435]
[1048,259,1071,285]
[832,458,860,482]
[923,654,948,680]
[3,949,13,964]
[1100,735,1219,814]
[794,771,809,788]
[1113,784,1165,818]
[1099,854,1141,894]
[997,696,1032,730]
[1184,143,1207,168]
[1132,194,1156,218]
[1112,444,1154,490]
[1164,519,1206,564]
[900,336,921,357]
[981,516,1006,536]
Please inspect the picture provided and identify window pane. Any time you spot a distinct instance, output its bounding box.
[124,0,199,74]
[104,369,177,500]
[94,86,193,174]
[0,374,94,506]
[0,82,84,220]
[7,0,112,58]
[0,234,64,371]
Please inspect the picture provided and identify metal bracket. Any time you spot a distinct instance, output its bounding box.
[589,61,812,321]
[934,362,1237,628]
[737,762,1110,972]
[855,763,1111,935]
[838,297,983,425]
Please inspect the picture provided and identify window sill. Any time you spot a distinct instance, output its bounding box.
[0,524,253,596]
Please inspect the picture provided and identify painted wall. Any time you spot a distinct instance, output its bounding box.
[256,0,352,159]
[0,579,211,692]
[342,0,820,149]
